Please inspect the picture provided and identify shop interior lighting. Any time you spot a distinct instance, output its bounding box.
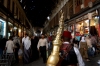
[24,6,26,9]
[95,16,98,19]
[8,22,12,25]
[41,31,42,34]
[96,10,98,14]
[0,19,6,37]
[82,23,83,25]
[95,16,99,19]
[93,23,96,26]
[19,29,21,32]
[85,20,89,23]
[10,28,12,32]
[14,27,17,29]
[4,21,6,37]
[8,33,10,37]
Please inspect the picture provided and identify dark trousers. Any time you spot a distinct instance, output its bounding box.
[15,48,19,63]
[39,46,46,63]
[92,44,98,55]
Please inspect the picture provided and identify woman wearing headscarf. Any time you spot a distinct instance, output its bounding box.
[22,34,31,64]
[31,36,39,62]
[79,36,90,61]
[85,36,95,57]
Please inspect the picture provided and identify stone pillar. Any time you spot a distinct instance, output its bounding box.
[98,8,100,37]
[10,0,13,12]
[88,13,92,35]
[6,16,8,39]
[74,20,76,37]
[14,2,16,14]
[73,0,75,14]
[4,0,7,8]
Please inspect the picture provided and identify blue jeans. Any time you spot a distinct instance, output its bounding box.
[88,47,95,56]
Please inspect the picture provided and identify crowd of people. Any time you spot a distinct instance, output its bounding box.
[0,32,100,66]
[0,34,51,64]
[60,34,100,66]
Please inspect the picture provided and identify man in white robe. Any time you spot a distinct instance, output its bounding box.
[22,34,31,64]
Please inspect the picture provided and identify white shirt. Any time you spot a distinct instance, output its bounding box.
[22,37,31,50]
[13,36,20,45]
[37,38,48,50]
[6,40,14,53]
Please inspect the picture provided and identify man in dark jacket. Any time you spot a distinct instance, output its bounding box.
[0,36,8,57]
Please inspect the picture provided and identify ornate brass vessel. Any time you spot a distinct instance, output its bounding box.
[47,11,64,66]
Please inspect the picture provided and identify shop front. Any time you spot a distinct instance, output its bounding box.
[18,25,22,37]
[8,22,13,38]
[0,19,6,39]
[76,15,98,36]
[67,10,99,37]
[75,20,89,36]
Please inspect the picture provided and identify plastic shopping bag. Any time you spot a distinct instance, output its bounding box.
[18,49,23,55]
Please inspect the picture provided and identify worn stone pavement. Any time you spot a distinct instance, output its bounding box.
[14,54,100,66]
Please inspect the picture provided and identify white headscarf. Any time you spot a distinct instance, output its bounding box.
[22,36,31,50]
[80,36,86,42]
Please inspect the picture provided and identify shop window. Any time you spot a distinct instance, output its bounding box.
[0,19,6,39]
[8,22,13,37]
[75,22,84,35]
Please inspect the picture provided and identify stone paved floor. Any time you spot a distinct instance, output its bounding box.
[14,54,100,66]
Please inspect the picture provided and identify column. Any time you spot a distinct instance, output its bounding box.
[10,0,13,12]
[74,20,76,37]
[88,13,92,35]
[4,0,7,8]
[67,2,70,19]
[73,0,75,14]
[6,16,8,39]
[98,8,100,37]
[14,2,16,15]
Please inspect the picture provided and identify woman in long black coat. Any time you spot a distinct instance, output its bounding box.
[31,36,39,62]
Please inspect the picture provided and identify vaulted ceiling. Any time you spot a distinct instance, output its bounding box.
[19,0,59,27]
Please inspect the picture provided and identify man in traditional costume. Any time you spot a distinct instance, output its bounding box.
[60,30,85,66]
